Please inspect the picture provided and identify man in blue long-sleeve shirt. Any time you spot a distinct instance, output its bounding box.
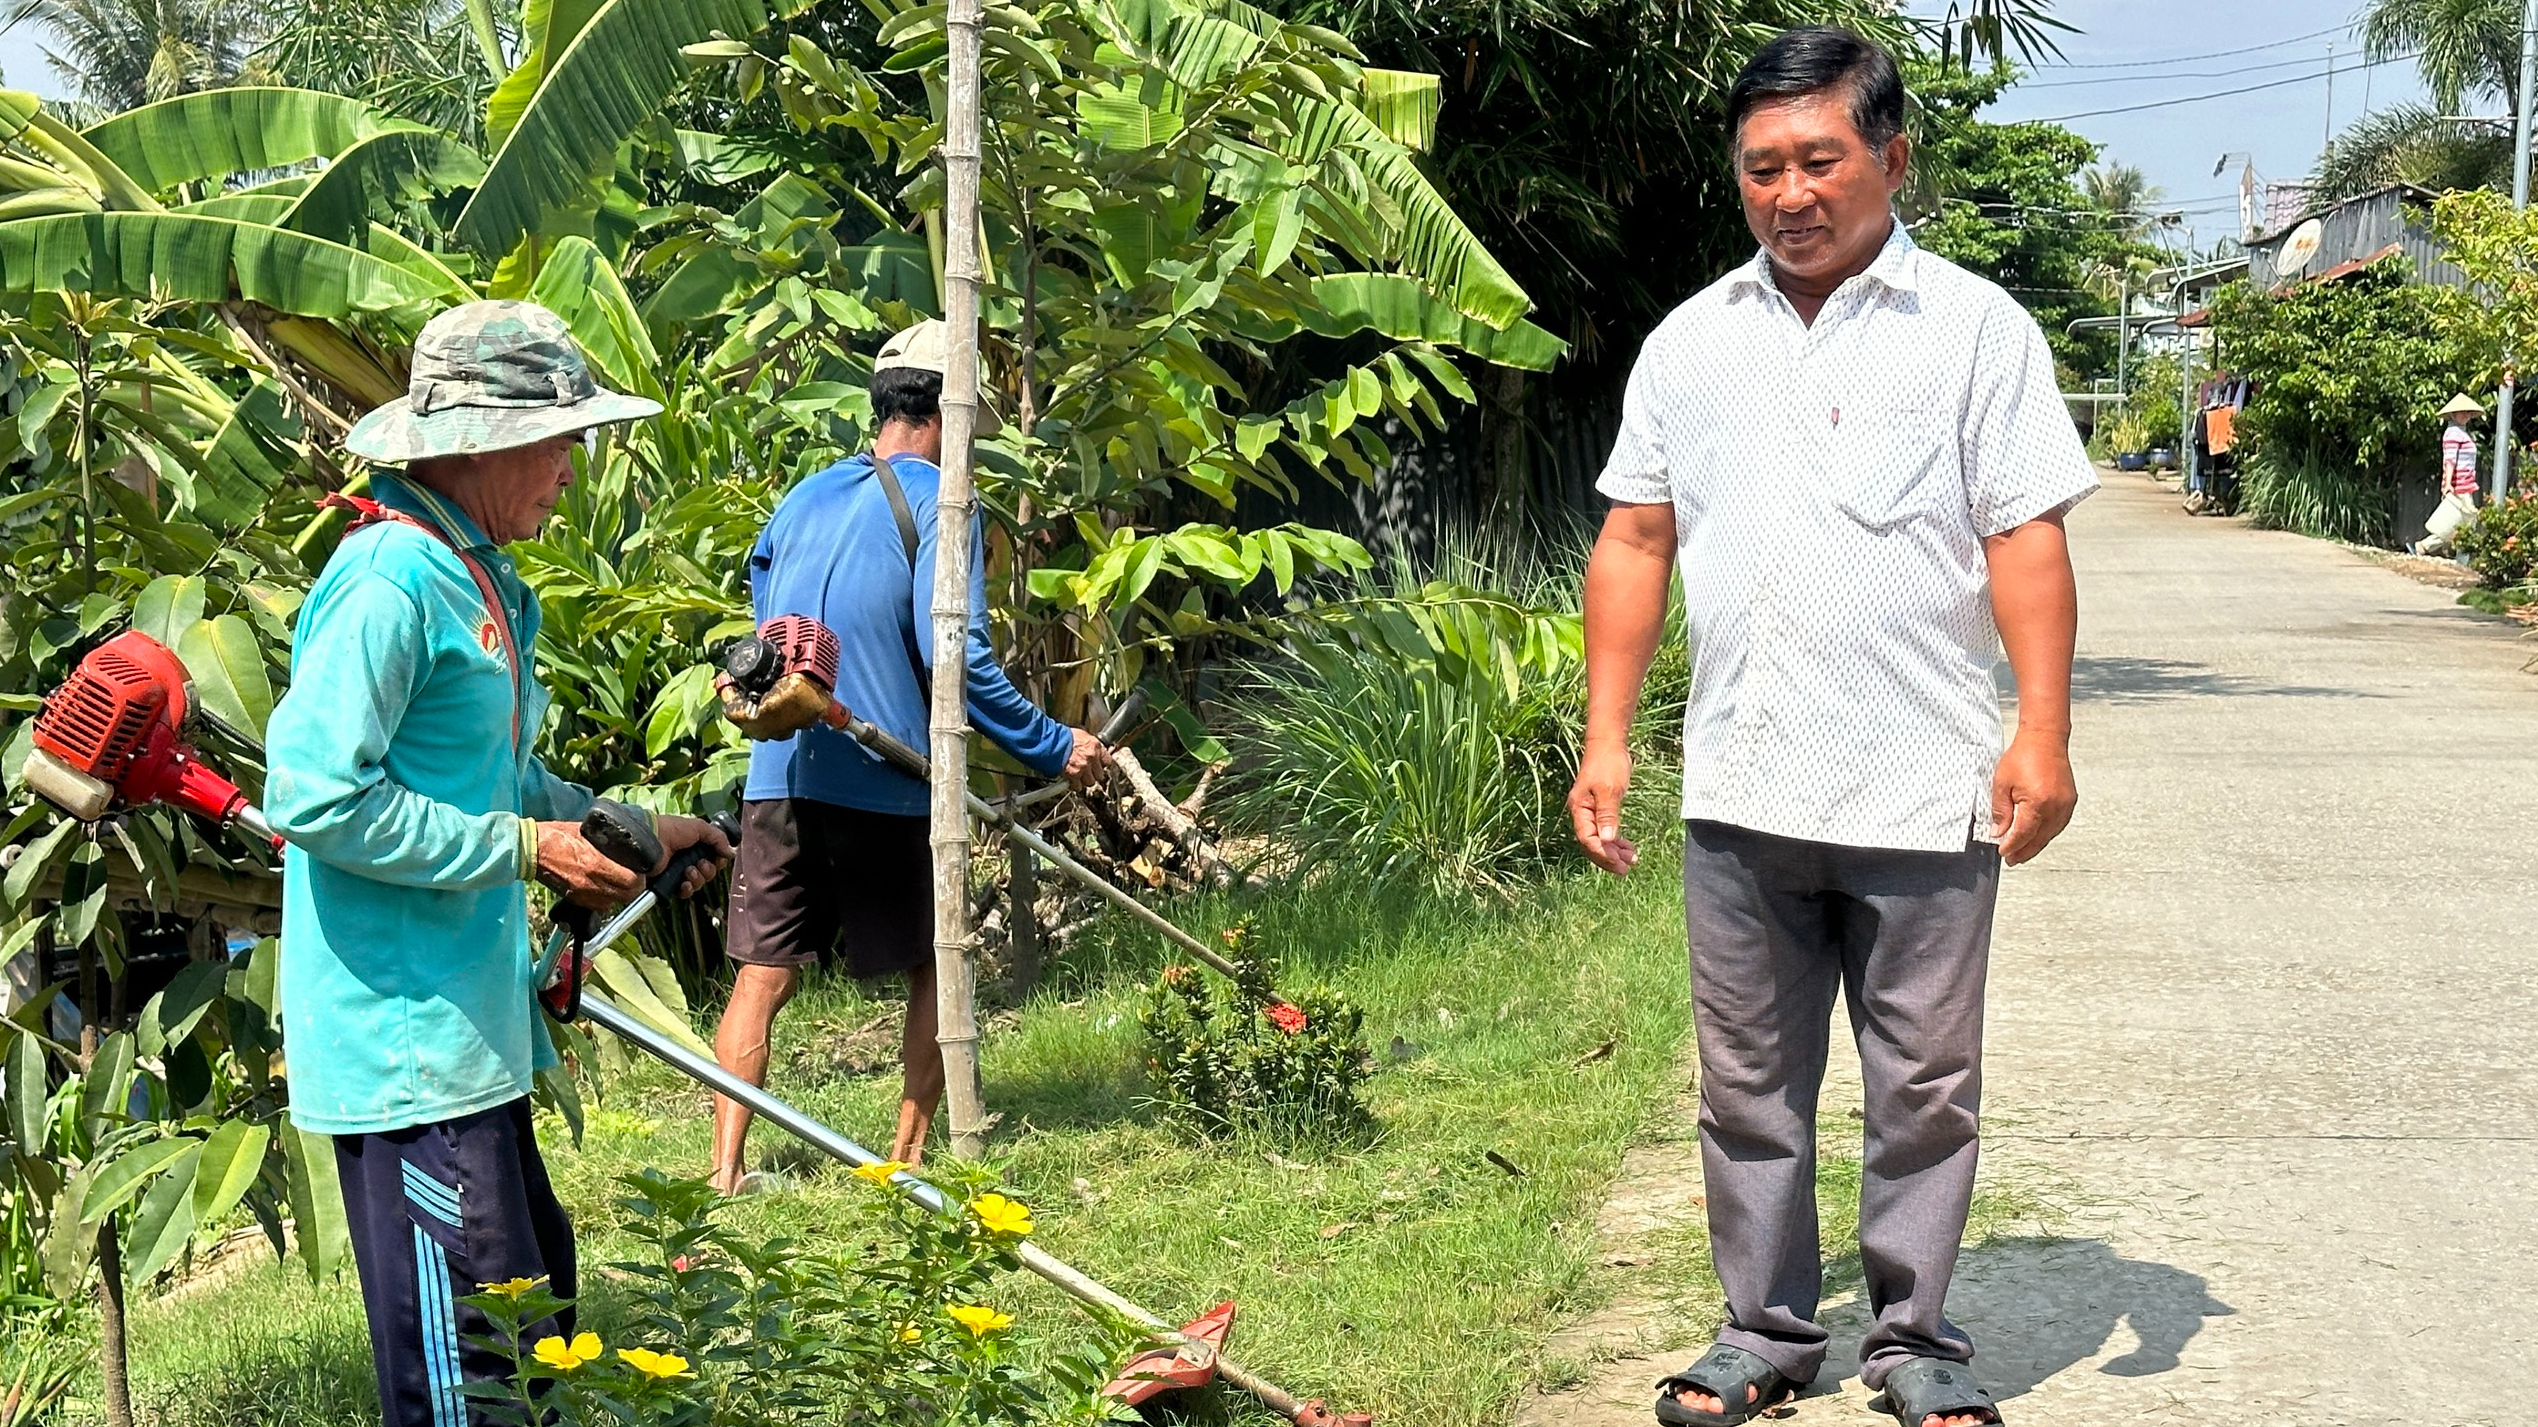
[708,320,1106,1186]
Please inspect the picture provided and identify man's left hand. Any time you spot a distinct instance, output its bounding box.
[653,814,736,898]
[1989,729,2076,866]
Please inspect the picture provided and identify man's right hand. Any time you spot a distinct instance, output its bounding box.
[1062,727,1112,787]
[1567,742,1639,875]
[537,821,647,909]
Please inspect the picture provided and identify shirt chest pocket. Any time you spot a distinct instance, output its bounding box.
[1827,405,1956,531]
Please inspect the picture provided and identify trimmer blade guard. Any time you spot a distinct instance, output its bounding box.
[1101,1301,1235,1407]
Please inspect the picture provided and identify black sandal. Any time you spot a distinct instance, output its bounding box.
[1877,1357,2001,1426]
[1652,1342,1801,1425]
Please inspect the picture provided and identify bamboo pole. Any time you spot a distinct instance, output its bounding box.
[930,0,992,1162]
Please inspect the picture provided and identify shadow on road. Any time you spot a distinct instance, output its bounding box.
[1810,1235,2234,1403]
[2063,656,2366,704]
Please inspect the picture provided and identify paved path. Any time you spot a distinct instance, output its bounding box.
[1521,474,2538,1427]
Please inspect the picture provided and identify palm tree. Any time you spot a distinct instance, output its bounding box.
[2311,0,2524,201]
[253,0,495,143]
[12,0,256,112]
[2358,0,2522,112]
[2083,162,2165,235]
[2313,101,2515,200]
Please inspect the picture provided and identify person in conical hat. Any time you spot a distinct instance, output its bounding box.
[2420,392,2487,554]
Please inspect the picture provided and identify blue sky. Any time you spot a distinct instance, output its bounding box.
[1912,0,2439,255]
[0,19,60,102]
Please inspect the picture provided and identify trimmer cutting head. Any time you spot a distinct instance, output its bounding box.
[1099,1304,1374,1425]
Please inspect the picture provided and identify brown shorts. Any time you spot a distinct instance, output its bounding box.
[725,798,932,979]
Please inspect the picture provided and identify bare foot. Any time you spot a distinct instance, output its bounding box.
[707,1166,744,1197]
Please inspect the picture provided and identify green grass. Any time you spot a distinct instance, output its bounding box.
[102,846,1703,1427]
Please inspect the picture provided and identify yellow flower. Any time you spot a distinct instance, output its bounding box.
[852,1159,910,1186]
[532,1333,603,1371]
[617,1347,693,1380]
[477,1277,539,1300]
[968,1193,1033,1237]
[895,1322,922,1344]
[947,1304,1014,1338]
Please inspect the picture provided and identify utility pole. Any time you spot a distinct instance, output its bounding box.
[2497,0,2538,501]
[2115,272,2129,414]
[930,0,991,1161]
[2324,40,2335,151]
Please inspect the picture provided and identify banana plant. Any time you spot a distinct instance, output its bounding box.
[0,87,484,412]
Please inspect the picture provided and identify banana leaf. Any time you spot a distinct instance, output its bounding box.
[1125,0,1530,329]
[279,129,488,245]
[1359,69,1438,152]
[81,88,419,197]
[455,0,779,256]
[485,0,607,150]
[0,212,450,317]
[1302,274,1564,371]
[194,379,299,528]
[527,235,662,398]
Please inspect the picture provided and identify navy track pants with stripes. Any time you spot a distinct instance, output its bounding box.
[335,1097,576,1427]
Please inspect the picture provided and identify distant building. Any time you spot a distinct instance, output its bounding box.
[2245,183,2467,290]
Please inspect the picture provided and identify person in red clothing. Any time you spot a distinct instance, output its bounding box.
[2418,392,2486,554]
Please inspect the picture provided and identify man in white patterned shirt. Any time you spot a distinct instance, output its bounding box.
[1565,28,2093,1427]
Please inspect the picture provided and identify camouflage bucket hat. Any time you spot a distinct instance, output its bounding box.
[343,300,664,464]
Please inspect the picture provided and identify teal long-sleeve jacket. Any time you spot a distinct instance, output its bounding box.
[264,474,592,1136]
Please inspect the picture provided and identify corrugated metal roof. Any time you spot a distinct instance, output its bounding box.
[2246,187,2466,291]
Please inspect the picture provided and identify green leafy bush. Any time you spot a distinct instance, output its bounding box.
[2206,259,2494,545]
[2454,494,2538,589]
[1139,923,1372,1140]
[465,1169,1129,1427]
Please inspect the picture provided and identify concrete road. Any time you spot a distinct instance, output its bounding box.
[1522,473,2538,1427]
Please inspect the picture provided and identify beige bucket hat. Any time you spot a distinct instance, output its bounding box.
[876,319,1002,436]
[344,300,664,464]
[2438,392,2486,420]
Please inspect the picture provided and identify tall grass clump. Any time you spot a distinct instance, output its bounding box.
[1218,534,1684,898]
[2240,446,2399,546]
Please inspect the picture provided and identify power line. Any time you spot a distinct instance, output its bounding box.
[2016,47,2355,90]
[2022,23,2350,71]
[2030,51,2415,123]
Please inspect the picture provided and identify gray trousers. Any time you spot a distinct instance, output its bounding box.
[1682,819,2000,1389]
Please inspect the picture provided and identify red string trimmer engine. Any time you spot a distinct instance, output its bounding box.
[22,631,280,847]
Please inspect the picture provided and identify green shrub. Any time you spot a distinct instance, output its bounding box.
[462,1170,1129,1427]
[1138,923,1372,1140]
[2455,494,2538,588]
[2207,260,2494,547]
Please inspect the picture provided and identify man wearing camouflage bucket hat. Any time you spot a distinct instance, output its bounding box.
[264,300,731,1427]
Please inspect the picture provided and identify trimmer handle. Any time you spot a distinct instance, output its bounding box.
[544,801,742,1021]
[1094,689,1149,748]
[639,809,743,905]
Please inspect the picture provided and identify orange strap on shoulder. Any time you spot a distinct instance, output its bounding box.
[321,492,524,751]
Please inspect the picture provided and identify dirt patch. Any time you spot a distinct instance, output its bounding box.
[2344,544,2485,591]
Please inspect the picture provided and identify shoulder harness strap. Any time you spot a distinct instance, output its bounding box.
[866,453,933,695]
[320,491,524,752]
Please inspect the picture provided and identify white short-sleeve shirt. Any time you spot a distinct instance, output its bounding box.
[1598,220,2096,853]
